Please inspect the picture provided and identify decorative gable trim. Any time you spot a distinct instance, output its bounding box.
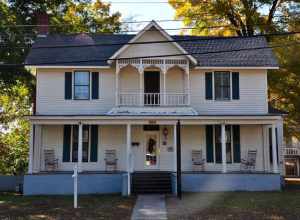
[108,21,197,65]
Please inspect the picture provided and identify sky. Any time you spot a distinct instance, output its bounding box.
[109,0,182,34]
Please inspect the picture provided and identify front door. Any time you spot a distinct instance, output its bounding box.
[144,71,160,105]
[144,132,160,169]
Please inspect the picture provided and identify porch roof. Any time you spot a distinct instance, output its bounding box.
[27,113,282,125]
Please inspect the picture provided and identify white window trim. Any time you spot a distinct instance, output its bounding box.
[210,125,235,164]
[212,71,233,101]
[69,125,92,163]
[73,70,91,100]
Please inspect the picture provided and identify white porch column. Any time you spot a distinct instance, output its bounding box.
[139,66,143,106]
[115,60,119,106]
[33,125,42,173]
[272,124,279,173]
[163,60,167,105]
[186,63,190,105]
[173,124,177,172]
[126,124,132,195]
[221,124,227,173]
[78,123,83,173]
[28,124,34,174]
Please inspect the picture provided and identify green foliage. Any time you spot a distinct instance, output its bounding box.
[169,0,297,36]
[0,83,31,175]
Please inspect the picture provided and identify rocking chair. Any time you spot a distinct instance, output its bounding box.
[240,150,257,172]
[192,150,205,171]
[105,149,118,171]
[44,149,58,171]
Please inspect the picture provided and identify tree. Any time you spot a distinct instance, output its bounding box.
[0,82,31,175]
[0,0,123,174]
[169,0,298,36]
[170,0,300,140]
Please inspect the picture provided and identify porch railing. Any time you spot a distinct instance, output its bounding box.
[283,147,300,156]
[118,92,189,106]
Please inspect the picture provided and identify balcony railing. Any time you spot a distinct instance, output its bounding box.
[118,92,189,106]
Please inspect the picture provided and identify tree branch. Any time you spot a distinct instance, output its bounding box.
[267,0,281,25]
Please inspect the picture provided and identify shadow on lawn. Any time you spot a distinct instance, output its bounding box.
[0,192,136,220]
[166,190,300,220]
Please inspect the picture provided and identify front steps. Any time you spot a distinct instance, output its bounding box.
[131,172,172,194]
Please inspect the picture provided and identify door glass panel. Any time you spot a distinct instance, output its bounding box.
[145,135,158,167]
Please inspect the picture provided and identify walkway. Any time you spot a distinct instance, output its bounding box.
[131,195,167,220]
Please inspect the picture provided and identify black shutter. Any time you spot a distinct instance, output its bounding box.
[270,128,279,163]
[232,72,240,99]
[205,72,213,100]
[233,125,241,163]
[90,125,98,162]
[206,125,214,162]
[65,72,72,99]
[92,72,99,99]
[63,125,71,162]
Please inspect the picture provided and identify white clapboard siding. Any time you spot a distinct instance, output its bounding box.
[37,68,268,115]
[36,68,115,115]
[190,69,268,114]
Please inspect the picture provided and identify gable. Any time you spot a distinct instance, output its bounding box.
[117,27,187,60]
[109,21,197,64]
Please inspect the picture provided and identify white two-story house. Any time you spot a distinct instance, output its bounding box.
[24,21,285,195]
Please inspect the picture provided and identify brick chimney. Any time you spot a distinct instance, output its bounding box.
[36,12,49,37]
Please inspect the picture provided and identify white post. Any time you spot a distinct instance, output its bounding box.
[28,124,34,174]
[186,63,190,105]
[272,124,279,173]
[173,124,177,172]
[221,124,227,173]
[72,164,78,208]
[78,123,83,173]
[139,70,143,106]
[115,60,119,106]
[126,124,131,195]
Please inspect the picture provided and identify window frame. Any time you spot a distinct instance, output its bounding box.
[69,125,91,163]
[73,70,91,100]
[211,125,235,164]
[212,71,232,101]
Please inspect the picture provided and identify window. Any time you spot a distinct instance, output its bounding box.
[74,71,90,100]
[214,125,233,163]
[71,125,89,162]
[214,71,230,100]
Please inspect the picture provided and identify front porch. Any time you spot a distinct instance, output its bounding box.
[25,115,284,195]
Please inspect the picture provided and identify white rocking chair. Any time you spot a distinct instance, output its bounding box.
[240,150,257,172]
[192,150,205,171]
[105,149,118,171]
[44,149,58,171]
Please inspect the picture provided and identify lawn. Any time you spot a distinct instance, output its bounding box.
[167,190,300,220]
[0,193,136,220]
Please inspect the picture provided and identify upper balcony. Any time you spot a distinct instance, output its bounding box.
[115,58,191,107]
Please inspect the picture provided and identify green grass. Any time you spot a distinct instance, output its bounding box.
[0,192,136,220]
[167,190,300,220]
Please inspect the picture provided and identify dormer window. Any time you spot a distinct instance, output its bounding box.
[74,71,90,100]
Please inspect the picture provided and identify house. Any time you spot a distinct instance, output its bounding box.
[23,21,285,195]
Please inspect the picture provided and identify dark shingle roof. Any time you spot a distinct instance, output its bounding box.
[25,33,278,67]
